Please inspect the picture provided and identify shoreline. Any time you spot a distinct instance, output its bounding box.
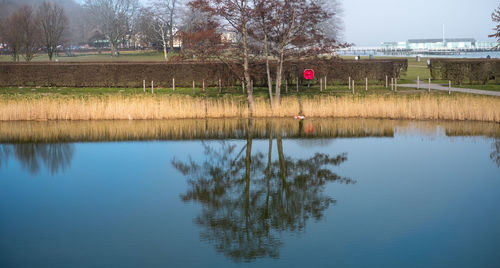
[0,94,499,123]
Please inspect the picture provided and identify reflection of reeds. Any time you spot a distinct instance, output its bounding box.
[0,95,498,122]
[0,119,498,143]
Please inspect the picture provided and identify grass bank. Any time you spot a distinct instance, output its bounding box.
[0,94,498,122]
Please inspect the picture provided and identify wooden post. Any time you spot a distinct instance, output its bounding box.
[151,80,154,94]
[172,78,175,91]
[320,78,323,92]
[242,79,245,94]
[348,76,351,90]
[428,78,431,92]
[385,75,388,88]
[395,78,398,92]
[365,77,368,91]
[143,80,146,93]
[193,81,195,94]
[285,79,288,93]
[417,76,420,89]
[325,76,327,90]
[352,80,355,94]
[202,80,205,92]
[448,80,451,94]
[218,78,222,93]
[391,78,394,91]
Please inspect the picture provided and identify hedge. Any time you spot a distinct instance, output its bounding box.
[429,58,500,85]
[0,59,407,87]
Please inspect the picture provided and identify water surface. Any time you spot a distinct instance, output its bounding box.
[0,119,499,268]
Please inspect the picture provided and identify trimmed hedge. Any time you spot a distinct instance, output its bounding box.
[0,59,407,87]
[430,58,500,85]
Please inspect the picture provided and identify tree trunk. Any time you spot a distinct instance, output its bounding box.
[275,50,284,106]
[47,45,54,61]
[264,34,273,109]
[241,16,255,116]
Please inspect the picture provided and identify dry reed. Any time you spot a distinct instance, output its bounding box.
[0,94,498,122]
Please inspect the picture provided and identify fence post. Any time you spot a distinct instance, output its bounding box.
[325,76,327,90]
[143,80,146,93]
[172,78,175,91]
[320,78,323,92]
[395,78,398,92]
[365,77,368,91]
[203,79,205,92]
[193,81,195,94]
[385,75,388,88]
[286,79,288,93]
[352,80,355,94]
[428,78,431,92]
[151,80,154,94]
[417,76,420,89]
[218,78,222,93]
[391,78,394,91]
[349,76,351,90]
[242,79,245,94]
[448,80,451,94]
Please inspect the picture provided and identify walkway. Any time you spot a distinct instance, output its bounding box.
[398,83,500,97]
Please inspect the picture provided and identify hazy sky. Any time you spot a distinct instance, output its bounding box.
[342,0,499,46]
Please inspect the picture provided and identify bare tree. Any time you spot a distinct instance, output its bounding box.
[140,0,180,60]
[252,0,346,106]
[489,4,500,46]
[36,1,68,61]
[1,13,22,61]
[189,0,255,116]
[84,0,139,57]
[16,5,41,62]
[177,3,222,60]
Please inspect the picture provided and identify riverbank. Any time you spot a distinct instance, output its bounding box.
[0,94,498,122]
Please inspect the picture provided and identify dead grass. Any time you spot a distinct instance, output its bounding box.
[0,94,498,123]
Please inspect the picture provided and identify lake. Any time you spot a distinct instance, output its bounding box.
[0,119,499,268]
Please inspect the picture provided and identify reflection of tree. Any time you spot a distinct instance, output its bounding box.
[172,121,353,262]
[0,143,74,175]
[492,139,500,167]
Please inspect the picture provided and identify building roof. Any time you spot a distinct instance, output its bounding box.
[408,38,476,43]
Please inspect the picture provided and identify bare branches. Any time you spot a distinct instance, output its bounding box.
[489,5,500,46]
[84,0,139,56]
[36,1,69,61]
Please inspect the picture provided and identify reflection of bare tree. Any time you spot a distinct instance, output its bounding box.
[0,143,74,175]
[492,139,500,167]
[172,121,353,262]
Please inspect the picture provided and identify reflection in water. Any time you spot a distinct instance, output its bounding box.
[0,143,74,175]
[492,139,500,167]
[172,121,353,262]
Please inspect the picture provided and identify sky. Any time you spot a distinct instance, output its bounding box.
[342,0,499,46]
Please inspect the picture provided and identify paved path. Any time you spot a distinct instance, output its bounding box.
[398,83,500,97]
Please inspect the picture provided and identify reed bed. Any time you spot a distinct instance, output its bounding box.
[0,94,499,123]
[0,119,498,144]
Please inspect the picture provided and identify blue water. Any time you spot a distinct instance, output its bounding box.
[0,120,499,267]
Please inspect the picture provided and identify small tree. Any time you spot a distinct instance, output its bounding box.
[37,1,69,61]
[177,2,222,60]
[84,0,139,57]
[489,4,500,46]
[1,11,23,61]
